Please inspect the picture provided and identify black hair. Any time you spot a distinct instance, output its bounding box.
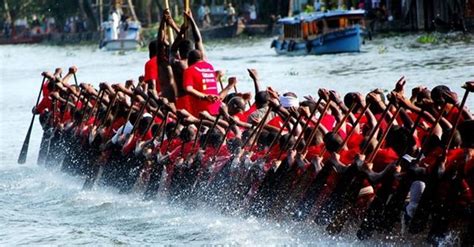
[138,117,152,135]
[323,132,343,152]
[188,49,203,66]
[386,126,416,156]
[459,120,474,148]
[227,138,243,153]
[279,134,295,151]
[344,92,358,111]
[431,85,451,104]
[300,100,316,113]
[165,122,177,139]
[421,134,442,154]
[200,128,223,148]
[283,92,297,98]
[255,91,269,108]
[223,93,237,104]
[441,129,462,149]
[148,40,158,59]
[129,112,139,126]
[179,125,195,143]
[178,40,193,59]
[151,124,160,137]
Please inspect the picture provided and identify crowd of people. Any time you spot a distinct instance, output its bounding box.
[1,14,89,40]
[26,9,474,245]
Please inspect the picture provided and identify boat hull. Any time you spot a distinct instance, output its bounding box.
[101,39,140,51]
[201,21,245,40]
[272,26,362,56]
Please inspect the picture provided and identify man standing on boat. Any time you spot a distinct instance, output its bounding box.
[144,40,159,95]
[183,49,220,117]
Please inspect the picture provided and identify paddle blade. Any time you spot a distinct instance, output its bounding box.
[17,116,35,164]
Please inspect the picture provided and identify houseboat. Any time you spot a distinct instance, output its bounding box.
[271,9,366,55]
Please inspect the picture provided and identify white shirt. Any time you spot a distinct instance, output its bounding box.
[111,121,133,144]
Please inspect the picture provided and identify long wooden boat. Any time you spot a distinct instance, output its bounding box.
[271,10,366,55]
[200,20,245,40]
[0,35,44,45]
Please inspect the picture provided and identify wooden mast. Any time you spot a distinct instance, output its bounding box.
[164,0,175,43]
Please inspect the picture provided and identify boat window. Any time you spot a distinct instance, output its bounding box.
[317,21,323,34]
[326,19,340,29]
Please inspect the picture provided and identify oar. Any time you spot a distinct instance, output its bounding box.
[293,97,323,149]
[301,99,332,154]
[214,123,233,156]
[191,117,204,152]
[18,75,46,164]
[143,105,162,137]
[266,114,292,151]
[318,101,358,157]
[130,97,151,135]
[164,117,183,154]
[201,114,222,149]
[242,106,272,149]
[73,72,79,86]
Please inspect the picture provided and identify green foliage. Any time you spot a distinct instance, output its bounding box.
[417,34,438,44]
[1,0,80,25]
[303,5,315,13]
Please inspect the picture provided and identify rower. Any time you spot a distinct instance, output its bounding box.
[144,40,160,96]
[183,49,220,117]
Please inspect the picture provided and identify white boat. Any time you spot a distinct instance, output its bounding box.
[100,21,141,51]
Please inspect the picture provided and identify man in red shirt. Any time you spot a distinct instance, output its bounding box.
[144,40,160,94]
[183,49,220,117]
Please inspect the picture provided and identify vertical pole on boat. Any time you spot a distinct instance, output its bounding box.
[99,0,103,28]
[164,0,175,43]
[184,0,190,38]
[127,0,138,21]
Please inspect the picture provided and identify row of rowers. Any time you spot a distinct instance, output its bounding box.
[34,62,473,178]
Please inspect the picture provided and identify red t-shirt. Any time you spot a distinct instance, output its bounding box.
[183,61,221,116]
[371,148,398,172]
[144,56,160,92]
[36,96,52,114]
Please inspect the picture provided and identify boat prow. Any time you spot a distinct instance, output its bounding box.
[100,39,141,51]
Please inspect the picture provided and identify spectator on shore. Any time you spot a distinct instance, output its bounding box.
[249,4,257,22]
[3,14,12,38]
[224,3,237,25]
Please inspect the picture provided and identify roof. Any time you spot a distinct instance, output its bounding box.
[277,9,365,25]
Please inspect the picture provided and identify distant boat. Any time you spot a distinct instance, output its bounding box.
[0,35,44,45]
[100,21,141,51]
[271,10,366,55]
[200,20,245,40]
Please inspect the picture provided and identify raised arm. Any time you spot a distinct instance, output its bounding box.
[184,11,205,55]
[247,68,261,95]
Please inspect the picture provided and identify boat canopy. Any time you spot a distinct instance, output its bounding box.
[277,9,365,25]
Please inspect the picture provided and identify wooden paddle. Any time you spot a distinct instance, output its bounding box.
[73,72,78,86]
[17,75,46,164]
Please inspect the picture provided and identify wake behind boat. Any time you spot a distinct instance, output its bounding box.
[271,10,365,55]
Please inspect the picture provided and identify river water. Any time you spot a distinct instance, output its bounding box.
[0,34,473,245]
